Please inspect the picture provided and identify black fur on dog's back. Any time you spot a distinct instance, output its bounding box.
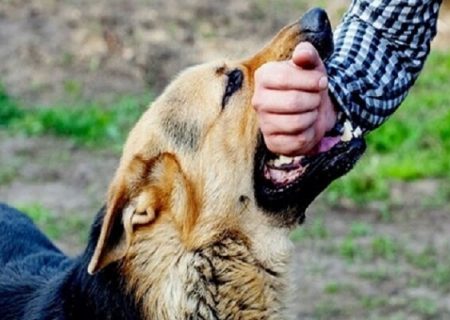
[0,203,143,320]
[0,203,67,319]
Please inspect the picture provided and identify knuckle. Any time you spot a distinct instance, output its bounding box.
[254,67,264,82]
[256,63,288,88]
[256,62,276,80]
[307,73,324,90]
[271,63,292,86]
[310,70,322,81]
[270,73,285,88]
[260,127,271,138]
[260,118,277,134]
[251,94,262,110]
[255,64,272,85]
[257,112,268,125]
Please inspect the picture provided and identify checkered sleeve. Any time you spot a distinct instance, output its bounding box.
[326,0,442,132]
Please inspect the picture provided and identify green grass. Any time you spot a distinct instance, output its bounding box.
[339,236,364,262]
[431,264,450,292]
[0,165,19,185]
[358,268,392,283]
[349,222,373,238]
[410,297,439,318]
[338,229,403,263]
[290,217,329,241]
[407,260,450,293]
[323,282,353,295]
[17,203,90,242]
[0,83,152,148]
[314,300,346,319]
[370,235,399,261]
[326,51,450,203]
[405,246,438,270]
[360,295,389,310]
[0,84,24,126]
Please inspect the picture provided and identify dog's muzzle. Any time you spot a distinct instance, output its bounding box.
[299,8,334,61]
[253,9,366,226]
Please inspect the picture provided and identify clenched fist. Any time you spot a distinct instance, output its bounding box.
[252,42,337,156]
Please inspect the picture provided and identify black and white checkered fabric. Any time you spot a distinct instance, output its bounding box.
[326,0,442,133]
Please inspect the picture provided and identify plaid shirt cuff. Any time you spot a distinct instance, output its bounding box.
[326,0,442,133]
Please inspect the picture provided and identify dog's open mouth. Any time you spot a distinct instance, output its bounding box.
[254,120,366,224]
[263,122,362,188]
[250,9,367,225]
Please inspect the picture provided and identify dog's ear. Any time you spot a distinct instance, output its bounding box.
[87,154,178,274]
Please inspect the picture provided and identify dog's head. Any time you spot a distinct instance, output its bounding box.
[88,8,365,274]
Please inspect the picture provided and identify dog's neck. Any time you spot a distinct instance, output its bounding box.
[120,216,293,319]
[57,209,293,320]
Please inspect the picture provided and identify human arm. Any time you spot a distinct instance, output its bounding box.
[326,0,442,132]
[253,0,442,155]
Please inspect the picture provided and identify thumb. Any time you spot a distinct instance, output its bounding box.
[292,42,322,70]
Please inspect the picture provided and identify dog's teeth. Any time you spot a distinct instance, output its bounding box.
[292,156,304,166]
[353,127,362,138]
[341,120,353,142]
[273,156,294,167]
[273,159,283,167]
[279,156,294,164]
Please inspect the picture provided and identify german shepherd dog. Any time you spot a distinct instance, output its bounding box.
[0,8,365,320]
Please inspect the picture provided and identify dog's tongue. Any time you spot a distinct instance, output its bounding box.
[307,136,341,155]
[317,136,341,153]
[263,136,341,187]
[264,165,306,187]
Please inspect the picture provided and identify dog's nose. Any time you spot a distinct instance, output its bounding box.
[299,8,334,60]
[300,8,331,33]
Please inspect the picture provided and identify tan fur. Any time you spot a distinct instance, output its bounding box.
[88,20,307,319]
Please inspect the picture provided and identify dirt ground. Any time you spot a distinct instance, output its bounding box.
[1,1,450,319]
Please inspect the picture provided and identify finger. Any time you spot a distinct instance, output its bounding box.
[292,42,323,70]
[260,111,318,135]
[255,61,327,92]
[264,129,317,156]
[252,89,321,114]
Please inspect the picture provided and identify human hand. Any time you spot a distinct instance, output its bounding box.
[252,42,337,156]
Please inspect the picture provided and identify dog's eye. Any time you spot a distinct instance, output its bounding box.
[222,69,243,109]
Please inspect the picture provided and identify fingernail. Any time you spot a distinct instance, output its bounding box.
[319,76,328,90]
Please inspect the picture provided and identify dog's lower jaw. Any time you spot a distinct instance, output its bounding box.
[123,225,292,320]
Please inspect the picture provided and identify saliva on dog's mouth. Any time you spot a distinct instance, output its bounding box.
[253,120,366,225]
